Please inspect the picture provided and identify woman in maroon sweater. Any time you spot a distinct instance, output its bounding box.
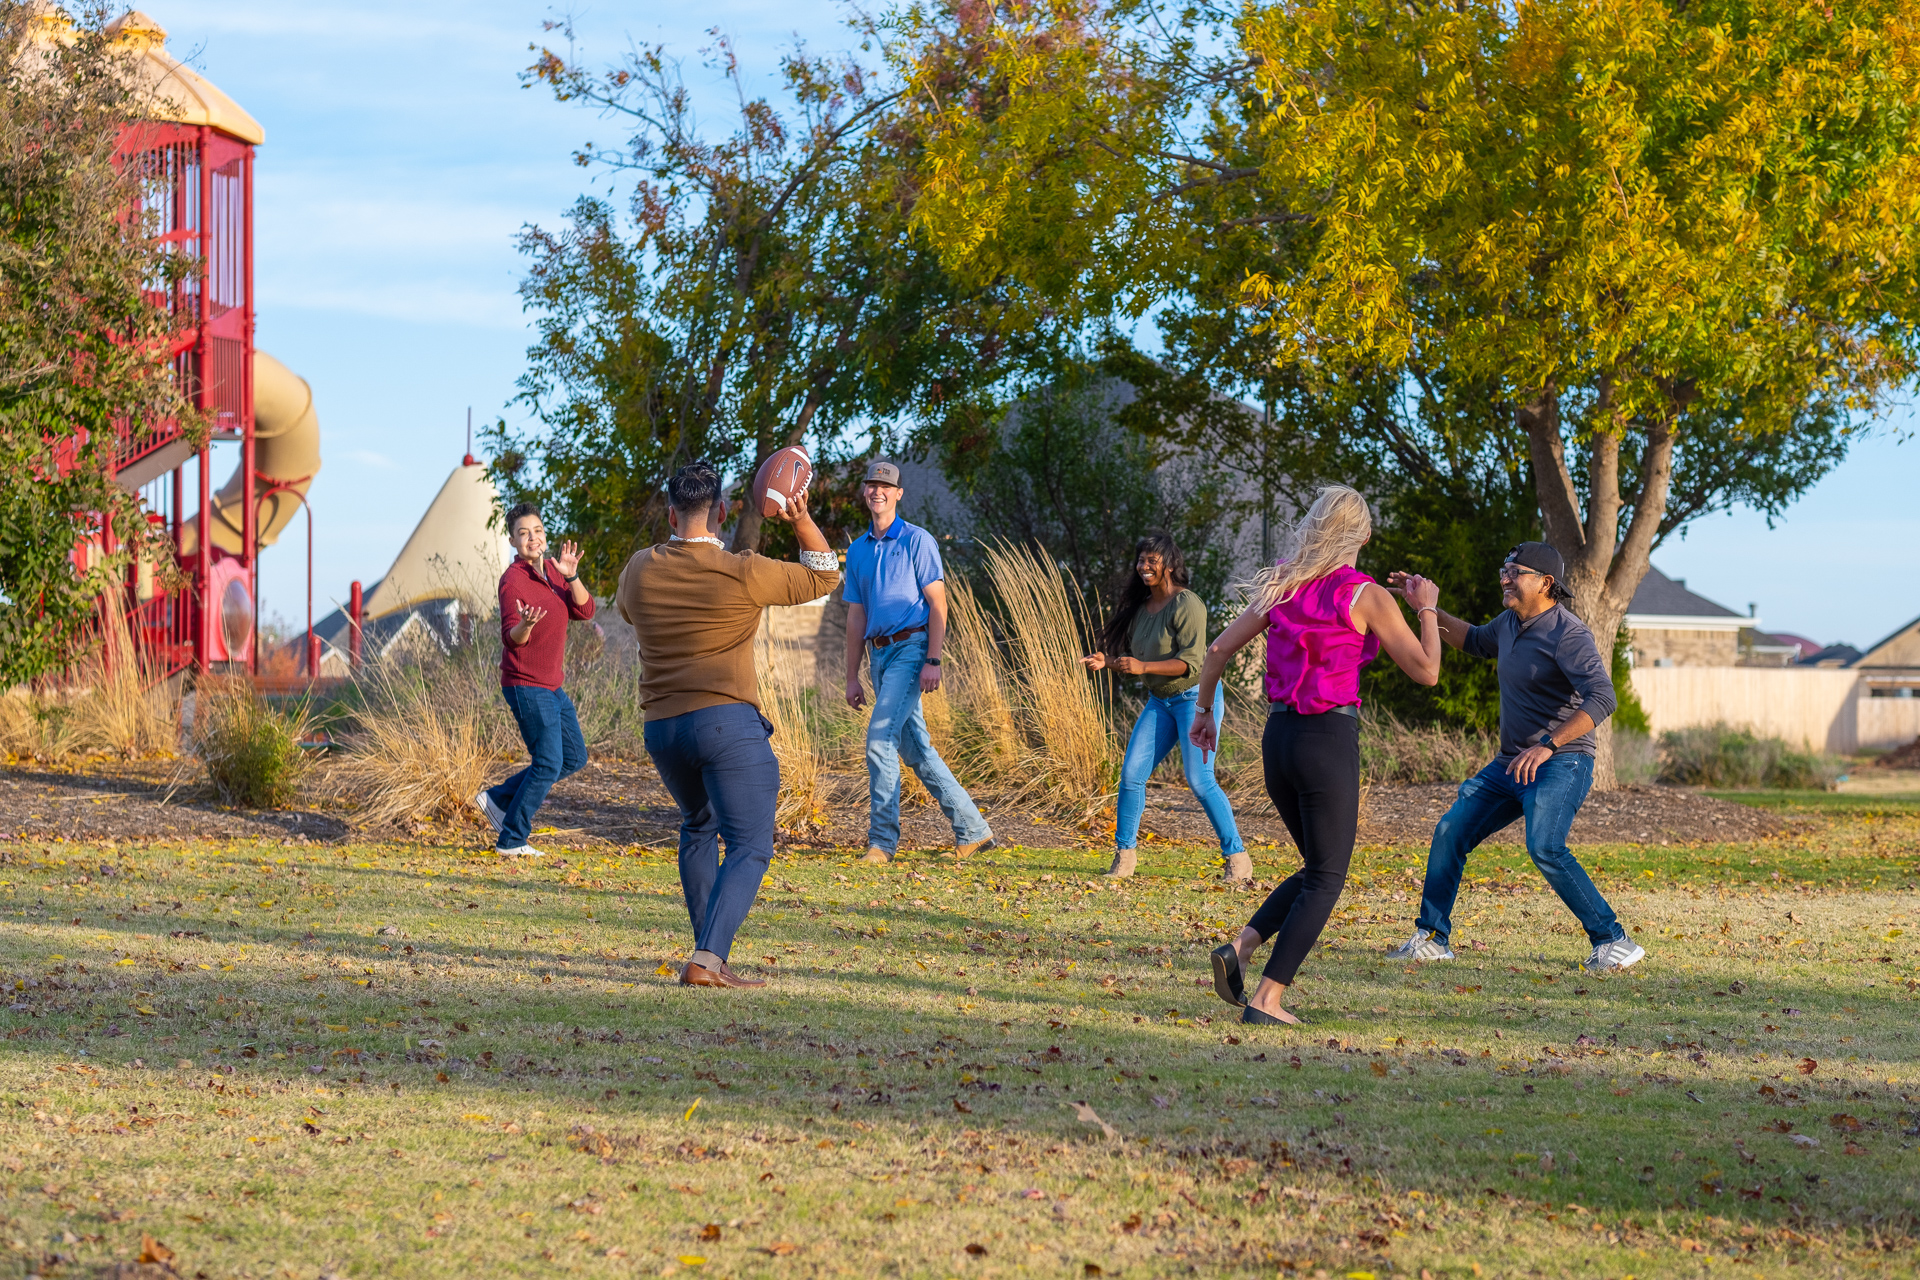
[473,502,597,856]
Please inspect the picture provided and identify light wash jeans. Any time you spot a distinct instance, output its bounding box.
[1415,752,1624,946]
[1114,685,1244,854]
[865,631,991,853]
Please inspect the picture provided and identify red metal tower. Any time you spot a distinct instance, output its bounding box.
[93,10,265,677]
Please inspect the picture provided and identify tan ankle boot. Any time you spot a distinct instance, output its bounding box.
[1103,848,1137,878]
[862,846,893,864]
[1222,852,1253,882]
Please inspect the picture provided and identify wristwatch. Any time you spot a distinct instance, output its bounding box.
[1539,738,1559,754]
[925,658,942,666]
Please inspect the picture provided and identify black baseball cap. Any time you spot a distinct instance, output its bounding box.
[1506,541,1565,580]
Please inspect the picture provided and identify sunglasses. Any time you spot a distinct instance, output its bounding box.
[1497,565,1546,582]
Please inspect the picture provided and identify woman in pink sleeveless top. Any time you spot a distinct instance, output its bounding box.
[1188,485,1443,1026]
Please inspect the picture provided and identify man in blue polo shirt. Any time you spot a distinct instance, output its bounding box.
[843,460,995,863]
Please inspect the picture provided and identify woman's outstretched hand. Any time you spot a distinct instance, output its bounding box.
[1385,570,1440,611]
[1079,652,1107,672]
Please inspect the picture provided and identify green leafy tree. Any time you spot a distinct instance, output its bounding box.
[0,2,199,686]
[898,0,1920,784]
[488,19,1052,585]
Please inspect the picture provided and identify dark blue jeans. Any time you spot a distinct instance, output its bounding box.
[644,701,780,962]
[1415,753,1624,947]
[488,684,587,849]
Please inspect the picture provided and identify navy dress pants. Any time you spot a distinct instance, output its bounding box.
[644,702,780,961]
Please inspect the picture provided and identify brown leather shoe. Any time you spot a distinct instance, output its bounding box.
[679,961,768,988]
[953,835,998,858]
[861,845,893,864]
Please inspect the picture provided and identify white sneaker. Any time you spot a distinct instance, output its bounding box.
[496,844,545,858]
[1585,936,1646,972]
[1385,928,1455,962]
[473,791,505,834]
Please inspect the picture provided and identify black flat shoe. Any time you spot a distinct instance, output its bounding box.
[1210,944,1245,1007]
[1240,1004,1302,1027]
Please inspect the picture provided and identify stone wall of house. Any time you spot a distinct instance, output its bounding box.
[1631,628,1739,668]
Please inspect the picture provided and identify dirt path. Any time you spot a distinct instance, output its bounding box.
[1,755,1797,853]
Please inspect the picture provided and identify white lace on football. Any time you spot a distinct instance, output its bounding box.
[670,535,725,547]
[798,549,837,571]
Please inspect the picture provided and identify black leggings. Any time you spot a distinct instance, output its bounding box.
[1245,706,1360,985]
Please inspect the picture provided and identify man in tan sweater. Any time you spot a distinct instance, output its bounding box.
[616,460,839,988]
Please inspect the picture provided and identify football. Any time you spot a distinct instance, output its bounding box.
[751,444,813,518]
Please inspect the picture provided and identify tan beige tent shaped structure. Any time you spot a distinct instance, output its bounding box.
[311,460,509,672]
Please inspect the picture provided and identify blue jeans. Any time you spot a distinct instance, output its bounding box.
[1114,686,1244,855]
[865,632,991,853]
[644,702,780,962]
[1415,753,1624,947]
[488,684,587,849]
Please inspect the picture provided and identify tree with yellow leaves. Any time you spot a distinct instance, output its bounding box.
[900,0,1920,784]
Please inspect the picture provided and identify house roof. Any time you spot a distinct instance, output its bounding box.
[1751,631,1820,658]
[1625,565,1755,630]
[1854,613,1920,667]
[1797,643,1862,667]
[1627,565,1745,619]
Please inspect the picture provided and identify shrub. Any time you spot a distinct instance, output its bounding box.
[192,677,311,808]
[756,626,826,829]
[946,542,1117,820]
[0,597,179,762]
[328,652,501,827]
[1613,728,1659,787]
[1359,712,1500,785]
[1657,723,1842,790]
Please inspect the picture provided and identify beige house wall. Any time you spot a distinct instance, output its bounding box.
[1630,667,1920,753]
[1630,628,1739,668]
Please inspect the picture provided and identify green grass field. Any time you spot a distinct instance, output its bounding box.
[2,813,1916,1279]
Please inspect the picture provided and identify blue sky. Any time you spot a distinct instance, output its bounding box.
[157,1,1919,649]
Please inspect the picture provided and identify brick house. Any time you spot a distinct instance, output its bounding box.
[1623,566,1757,667]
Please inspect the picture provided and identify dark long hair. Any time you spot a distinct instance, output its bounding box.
[1101,532,1190,656]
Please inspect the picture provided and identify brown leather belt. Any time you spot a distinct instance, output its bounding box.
[870,625,927,648]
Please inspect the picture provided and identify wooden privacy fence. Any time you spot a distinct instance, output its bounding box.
[1630,667,1920,754]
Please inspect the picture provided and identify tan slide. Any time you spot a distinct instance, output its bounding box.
[179,350,321,556]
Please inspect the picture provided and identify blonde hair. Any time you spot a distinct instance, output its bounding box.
[1235,484,1373,614]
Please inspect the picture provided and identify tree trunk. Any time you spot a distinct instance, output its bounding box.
[1518,383,1674,790]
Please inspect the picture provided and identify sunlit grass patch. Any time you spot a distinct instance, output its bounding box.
[0,816,1915,1277]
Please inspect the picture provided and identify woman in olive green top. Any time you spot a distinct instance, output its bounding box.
[1082,534,1248,879]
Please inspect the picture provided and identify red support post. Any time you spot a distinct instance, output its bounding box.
[349,580,364,669]
[195,446,211,672]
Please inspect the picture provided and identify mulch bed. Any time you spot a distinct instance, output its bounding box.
[0,753,1798,854]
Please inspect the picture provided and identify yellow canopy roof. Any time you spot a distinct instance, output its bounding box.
[24,5,264,145]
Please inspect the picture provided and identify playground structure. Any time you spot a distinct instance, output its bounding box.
[30,7,324,680]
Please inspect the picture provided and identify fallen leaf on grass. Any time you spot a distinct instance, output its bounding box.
[1790,1135,1820,1148]
[699,1223,721,1241]
[677,1257,706,1267]
[758,1242,799,1257]
[683,1097,703,1121]
[965,1243,987,1256]
[1370,1062,1389,1078]
[1798,1059,1818,1076]
[1068,1101,1119,1139]
[1844,1142,1868,1156]
[1828,1114,1862,1132]
[953,1098,972,1114]
[138,1235,174,1264]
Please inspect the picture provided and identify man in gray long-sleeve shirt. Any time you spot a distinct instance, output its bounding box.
[1384,543,1646,972]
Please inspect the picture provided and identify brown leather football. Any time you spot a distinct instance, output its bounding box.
[751,445,813,518]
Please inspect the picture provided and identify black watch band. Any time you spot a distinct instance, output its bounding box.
[562,573,579,584]
[925,657,942,666]
[1540,738,1558,754]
